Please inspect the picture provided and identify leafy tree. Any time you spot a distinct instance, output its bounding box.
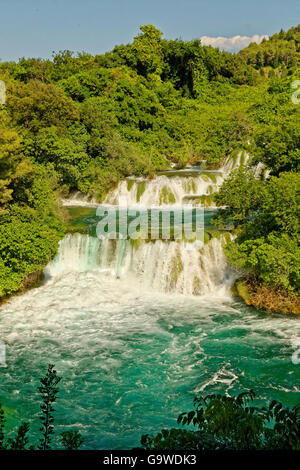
[61,431,85,450]
[129,25,164,77]
[8,79,79,132]
[214,167,266,227]
[0,365,84,450]
[0,163,65,298]
[38,364,61,450]
[141,391,300,450]
[7,423,30,450]
[0,110,31,214]
[216,171,300,294]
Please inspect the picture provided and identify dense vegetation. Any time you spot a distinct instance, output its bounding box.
[214,71,299,310]
[0,23,299,307]
[215,169,299,311]
[239,25,300,71]
[140,390,300,450]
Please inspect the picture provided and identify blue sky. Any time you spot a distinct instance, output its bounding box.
[0,0,299,61]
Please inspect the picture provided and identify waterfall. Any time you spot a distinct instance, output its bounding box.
[46,233,234,296]
[55,153,248,296]
[61,191,99,207]
[62,151,252,208]
[221,151,250,174]
[103,152,253,207]
[104,173,224,207]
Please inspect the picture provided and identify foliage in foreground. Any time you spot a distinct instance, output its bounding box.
[141,391,300,450]
[0,364,84,450]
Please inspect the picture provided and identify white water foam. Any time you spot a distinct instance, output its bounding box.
[46,233,235,297]
[104,174,223,207]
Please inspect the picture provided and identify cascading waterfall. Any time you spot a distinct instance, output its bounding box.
[62,151,251,207]
[55,153,250,296]
[104,173,223,206]
[221,150,250,174]
[104,152,250,207]
[46,232,234,296]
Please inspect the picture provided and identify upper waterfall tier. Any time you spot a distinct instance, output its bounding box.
[104,152,250,207]
[62,152,250,208]
[104,173,222,206]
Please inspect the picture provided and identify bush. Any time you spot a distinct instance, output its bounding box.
[141,391,300,450]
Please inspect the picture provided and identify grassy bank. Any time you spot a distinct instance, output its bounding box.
[232,277,300,314]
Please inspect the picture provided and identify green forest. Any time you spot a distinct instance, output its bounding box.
[0,23,299,311]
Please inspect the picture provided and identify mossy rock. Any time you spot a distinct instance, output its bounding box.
[200,174,210,183]
[231,148,240,158]
[240,151,247,166]
[230,283,238,297]
[184,179,197,193]
[211,230,221,240]
[221,231,232,244]
[232,151,240,167]
[127,179,134,191]
[159,186,176,204]
[234,280,252,305]
[168,251,183,288]
[193,276,202,295]
[197,194,215,207]
[130,238,145,250]
[204,232,211,244]
[208,173,217,184]
[136,181,146,202]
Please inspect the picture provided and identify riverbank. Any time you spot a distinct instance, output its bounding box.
[232,278,300,315]
[0,270,45,305]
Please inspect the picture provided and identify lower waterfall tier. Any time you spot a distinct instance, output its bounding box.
[46,233,234,297]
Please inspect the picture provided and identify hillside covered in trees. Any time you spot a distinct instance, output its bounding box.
[0,24,299,310]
